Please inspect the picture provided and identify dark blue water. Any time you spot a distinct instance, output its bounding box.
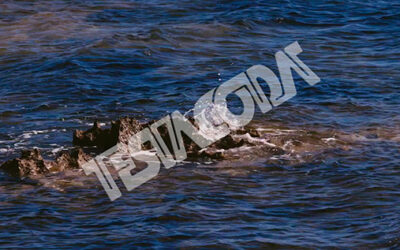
[0,0,400,248]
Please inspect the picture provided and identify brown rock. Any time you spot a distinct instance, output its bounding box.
[0,147,92,178]
[73,118,143,150]
[213,135,246,150]
[73,121,106,147]
[110,117,143,146]
[52,148,91,172]
[0,149,49,178]
[235,127,261,137]
[264,146,285,155]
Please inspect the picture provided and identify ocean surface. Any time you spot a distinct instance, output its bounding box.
[1,0,400,248]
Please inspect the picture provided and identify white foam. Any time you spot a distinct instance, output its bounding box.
[234,133,277,147]
[322,137,336,143]
[51,146,64,154]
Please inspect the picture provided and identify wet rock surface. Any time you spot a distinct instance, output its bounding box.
[0,149,49,178]
[0,148,91,178]
[1,116,349,178]
[73,117,143,150]
[50,148,92,172]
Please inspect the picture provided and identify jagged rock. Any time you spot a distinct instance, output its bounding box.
[51,148,91,172]
[1,114,293,178]
[72,117,264,160]
[213,135,246,150]
[110,117,143,146]
[73,118,143,150]
[0,147,92,178]
[0,149,49,178]
[235,127,261,137]
[73,121,105,147]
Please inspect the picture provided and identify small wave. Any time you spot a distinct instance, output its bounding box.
[0,148,9,153]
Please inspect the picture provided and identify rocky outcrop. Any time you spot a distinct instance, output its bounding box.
[50,148,92,172]
[73,118,143,150]
[72,117,250,159]
[1,116,289,178]
[1,117,148,178]
[0,148,91,178]
[0,149,49,178]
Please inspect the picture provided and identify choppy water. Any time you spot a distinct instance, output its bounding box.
[1,0,400,248]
